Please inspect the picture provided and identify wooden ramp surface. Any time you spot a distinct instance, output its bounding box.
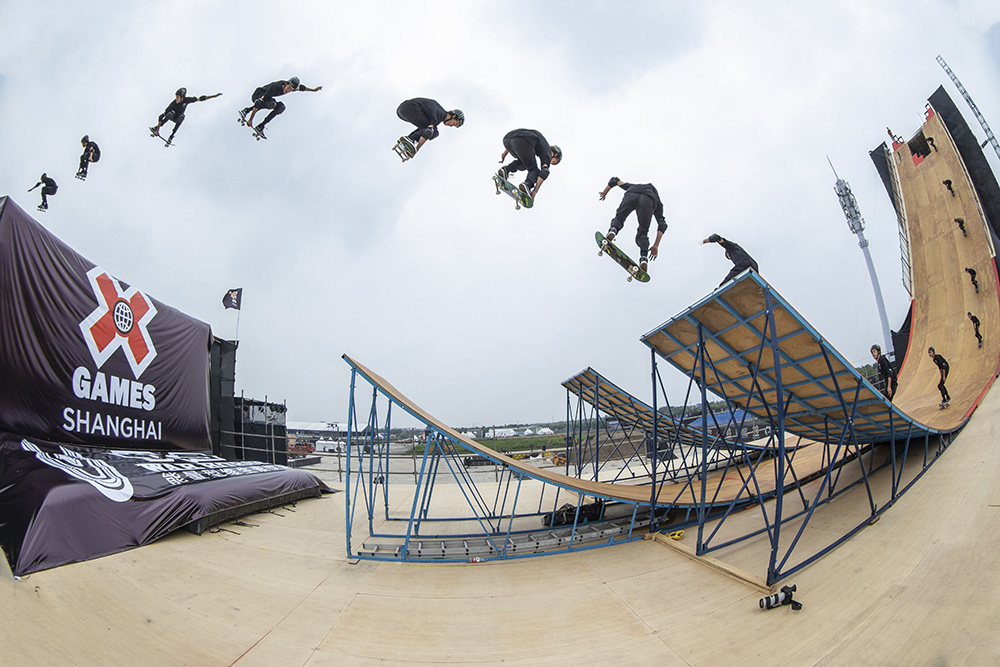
[4,383,1000,665]
[887,107,1000,428]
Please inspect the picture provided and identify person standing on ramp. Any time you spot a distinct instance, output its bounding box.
[598,177,667,273]
[870,344,897,400]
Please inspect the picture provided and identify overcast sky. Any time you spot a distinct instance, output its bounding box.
[2,1,999,429]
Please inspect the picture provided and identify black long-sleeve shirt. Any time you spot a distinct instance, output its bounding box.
[617,182,667,232]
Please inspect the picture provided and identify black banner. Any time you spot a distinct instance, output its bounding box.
[0,434,329,576]
[0,197,212,450]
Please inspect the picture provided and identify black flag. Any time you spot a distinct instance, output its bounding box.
[223,288,243,310]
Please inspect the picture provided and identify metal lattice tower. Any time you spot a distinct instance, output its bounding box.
[937,55,1000,161]
[829,158,894,356]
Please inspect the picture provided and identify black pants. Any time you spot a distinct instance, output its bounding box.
[503,136,542,189]
[881,374,898,400]
[938,367,950,402]
[251,88,285,126]
[158,110,186,137]
[610,192,656,258]
[78,150,98,173]
[396,102,436,143]
[720,260,758,286]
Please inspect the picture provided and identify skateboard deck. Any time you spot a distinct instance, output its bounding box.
[238,113,266,140]
[492,172,533,210]
[149,129,174,147]
[393,137,416,161]
[596,231,650,283]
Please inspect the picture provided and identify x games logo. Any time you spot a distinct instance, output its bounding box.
[79,267,158,378]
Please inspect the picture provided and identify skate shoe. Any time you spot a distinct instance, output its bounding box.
[149,126,160,137]
[518,183,531,198]
[497,166,510,180]
[254,124,267,139]
[640,257,648,272]
[238,108,250,124]
[605,230,616,243]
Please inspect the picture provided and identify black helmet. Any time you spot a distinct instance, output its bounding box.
[448,109,465,126]
[81,135,89,144]
[871,344,881,353]
[551,145,563,162]
[176,87,187,97]
[288,76,300,88]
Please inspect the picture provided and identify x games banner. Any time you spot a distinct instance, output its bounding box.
[0,197,212,450]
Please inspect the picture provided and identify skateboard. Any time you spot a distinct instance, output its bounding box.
[939,400,951,410]
[36,204,48,213]
[238,112,267,140]
[393,136,416,161]
[75,171,87,181]
[492,171,533,210]
[596,231,650,283]
[149,127,174,147]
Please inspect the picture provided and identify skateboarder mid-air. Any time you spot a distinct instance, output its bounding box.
[239,77,322,138]
[928,347,950,407]
[702,234,759,286]
[395,98,464,158]
[150,87,223,144]
[870,344,897,400]
[77,136,101,179]
[27,173,57,211]
[498,129,562,201]
[598,177,667,273]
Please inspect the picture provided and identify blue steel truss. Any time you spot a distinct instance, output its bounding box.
[641,270,955,584]
[341,271,959,583]
[342,356,650,563]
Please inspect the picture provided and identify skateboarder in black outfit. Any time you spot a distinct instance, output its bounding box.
[27,173,57,211]
[77,136,100,179]
[498,129,562,201]
[240,77,322,137]
[151,88,223,144]
[598,177,667,272]
[702,234,759,286]
[928,347,950,406]
[965,267,979,292]
[968,312,983,348]
[870,344,897,400]
[396,98,464,157]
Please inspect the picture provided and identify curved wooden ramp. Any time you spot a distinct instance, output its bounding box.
[642,104,999,440]
[887,105,1000,427]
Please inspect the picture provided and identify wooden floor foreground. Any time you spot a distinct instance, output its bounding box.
[4,383,1000,666]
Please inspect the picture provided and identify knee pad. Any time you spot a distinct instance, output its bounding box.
[275,101,286,114]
